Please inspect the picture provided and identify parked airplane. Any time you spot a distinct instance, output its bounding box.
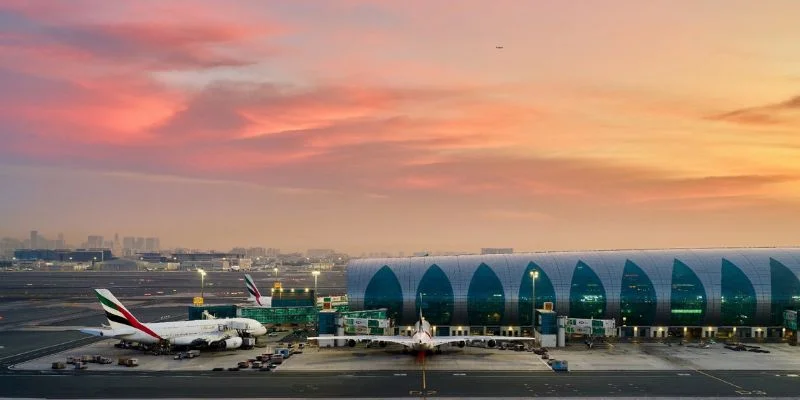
[244,274,272,308]
[308,308,535,354]
[80,289,267,349]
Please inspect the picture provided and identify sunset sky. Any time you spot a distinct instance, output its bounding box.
[1,1,799,254]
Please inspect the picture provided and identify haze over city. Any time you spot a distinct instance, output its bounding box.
[1,0,799,254]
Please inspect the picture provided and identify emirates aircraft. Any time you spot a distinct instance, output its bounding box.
[308,308,535,353]
[244,274,272,307]
[80,289,267,349]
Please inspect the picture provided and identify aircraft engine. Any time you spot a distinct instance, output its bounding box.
[457,340,466,348]
[347,339,357,347]
[378,341,387,348]
[487,339,497,348]
[223,337,243,349]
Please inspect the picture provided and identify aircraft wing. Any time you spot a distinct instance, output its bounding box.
[430,335,536,347]
[308,335,417,347]
[79,327,136,338]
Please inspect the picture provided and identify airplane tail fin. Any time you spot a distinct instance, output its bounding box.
[94,289,162,340]
[244,274,263,306]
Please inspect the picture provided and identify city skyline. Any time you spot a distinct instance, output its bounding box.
[1,1,800,254]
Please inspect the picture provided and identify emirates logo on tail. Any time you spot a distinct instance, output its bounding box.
[245,274,263,306]
[95,289,162,340]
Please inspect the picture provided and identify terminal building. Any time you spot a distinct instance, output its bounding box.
[346,248,800,340]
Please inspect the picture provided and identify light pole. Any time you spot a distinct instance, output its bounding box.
[530,270,539,341]
[198,268,206,298]
[273,267,278,278]
[312,270,320,296]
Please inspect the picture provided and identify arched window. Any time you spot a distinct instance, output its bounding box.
[569,261,606,318]
[770,258,800,325]
[518,262,556,326]
[720,259,756,326]
[620,260,657,326]
[415,264,454,325]
[364,266,404,323]
[670,260,706,326]
[467,264,505,325]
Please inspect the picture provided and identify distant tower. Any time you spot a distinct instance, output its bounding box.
[30,230,38,249]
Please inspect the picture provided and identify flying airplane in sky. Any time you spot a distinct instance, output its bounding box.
[80,289,267,349]
[308,307,535,354]
[244,274,272,307]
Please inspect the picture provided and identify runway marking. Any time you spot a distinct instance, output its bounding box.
[393,373,406,376]
[421,352,427,391]
[690,368,743,390]
[453,373,466,376]
[677,373,691,376]
[0,337,95,362]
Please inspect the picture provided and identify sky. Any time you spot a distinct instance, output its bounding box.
[1,0,799,254]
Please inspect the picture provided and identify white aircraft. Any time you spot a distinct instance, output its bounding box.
[244,274,272,308]
[80,289,267,349]
[308,308,535,353]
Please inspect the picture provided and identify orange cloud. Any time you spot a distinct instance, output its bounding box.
[709,95,800,127]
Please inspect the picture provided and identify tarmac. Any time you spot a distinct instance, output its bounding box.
[15,337,800,373]
[546,341,800,371]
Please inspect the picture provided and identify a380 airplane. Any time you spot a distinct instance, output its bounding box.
[308,308,535,353]
[80,289,267,349]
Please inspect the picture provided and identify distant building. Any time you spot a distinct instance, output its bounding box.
[97,259,139,272]
[266,248,280,258]
[144,237,160,252]
[180,259,230,271]
[307,249,336,259]
[136,252,167,263]
[30,230,38,249]
[481,248,514,255]
[246,247,266,258]
[87,235,104,249]
[13,249,112,262]
[172,252,242,262]
[310,262,335,271]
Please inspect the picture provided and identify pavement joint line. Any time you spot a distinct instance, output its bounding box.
[690,368,743,390]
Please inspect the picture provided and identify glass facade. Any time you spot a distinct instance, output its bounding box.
[349,249,800,328]
[415,264,454,325]
[670,259,706,326]
[467,263,505,325]
[569,261,606,318]
[720,259,756,326]
[518,262,556,326]
[620,260,657,326]
[363,265,404,323]
[238,306,318,325]
[770,258,800,325]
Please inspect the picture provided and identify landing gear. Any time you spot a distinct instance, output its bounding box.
[435,348,442,355]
